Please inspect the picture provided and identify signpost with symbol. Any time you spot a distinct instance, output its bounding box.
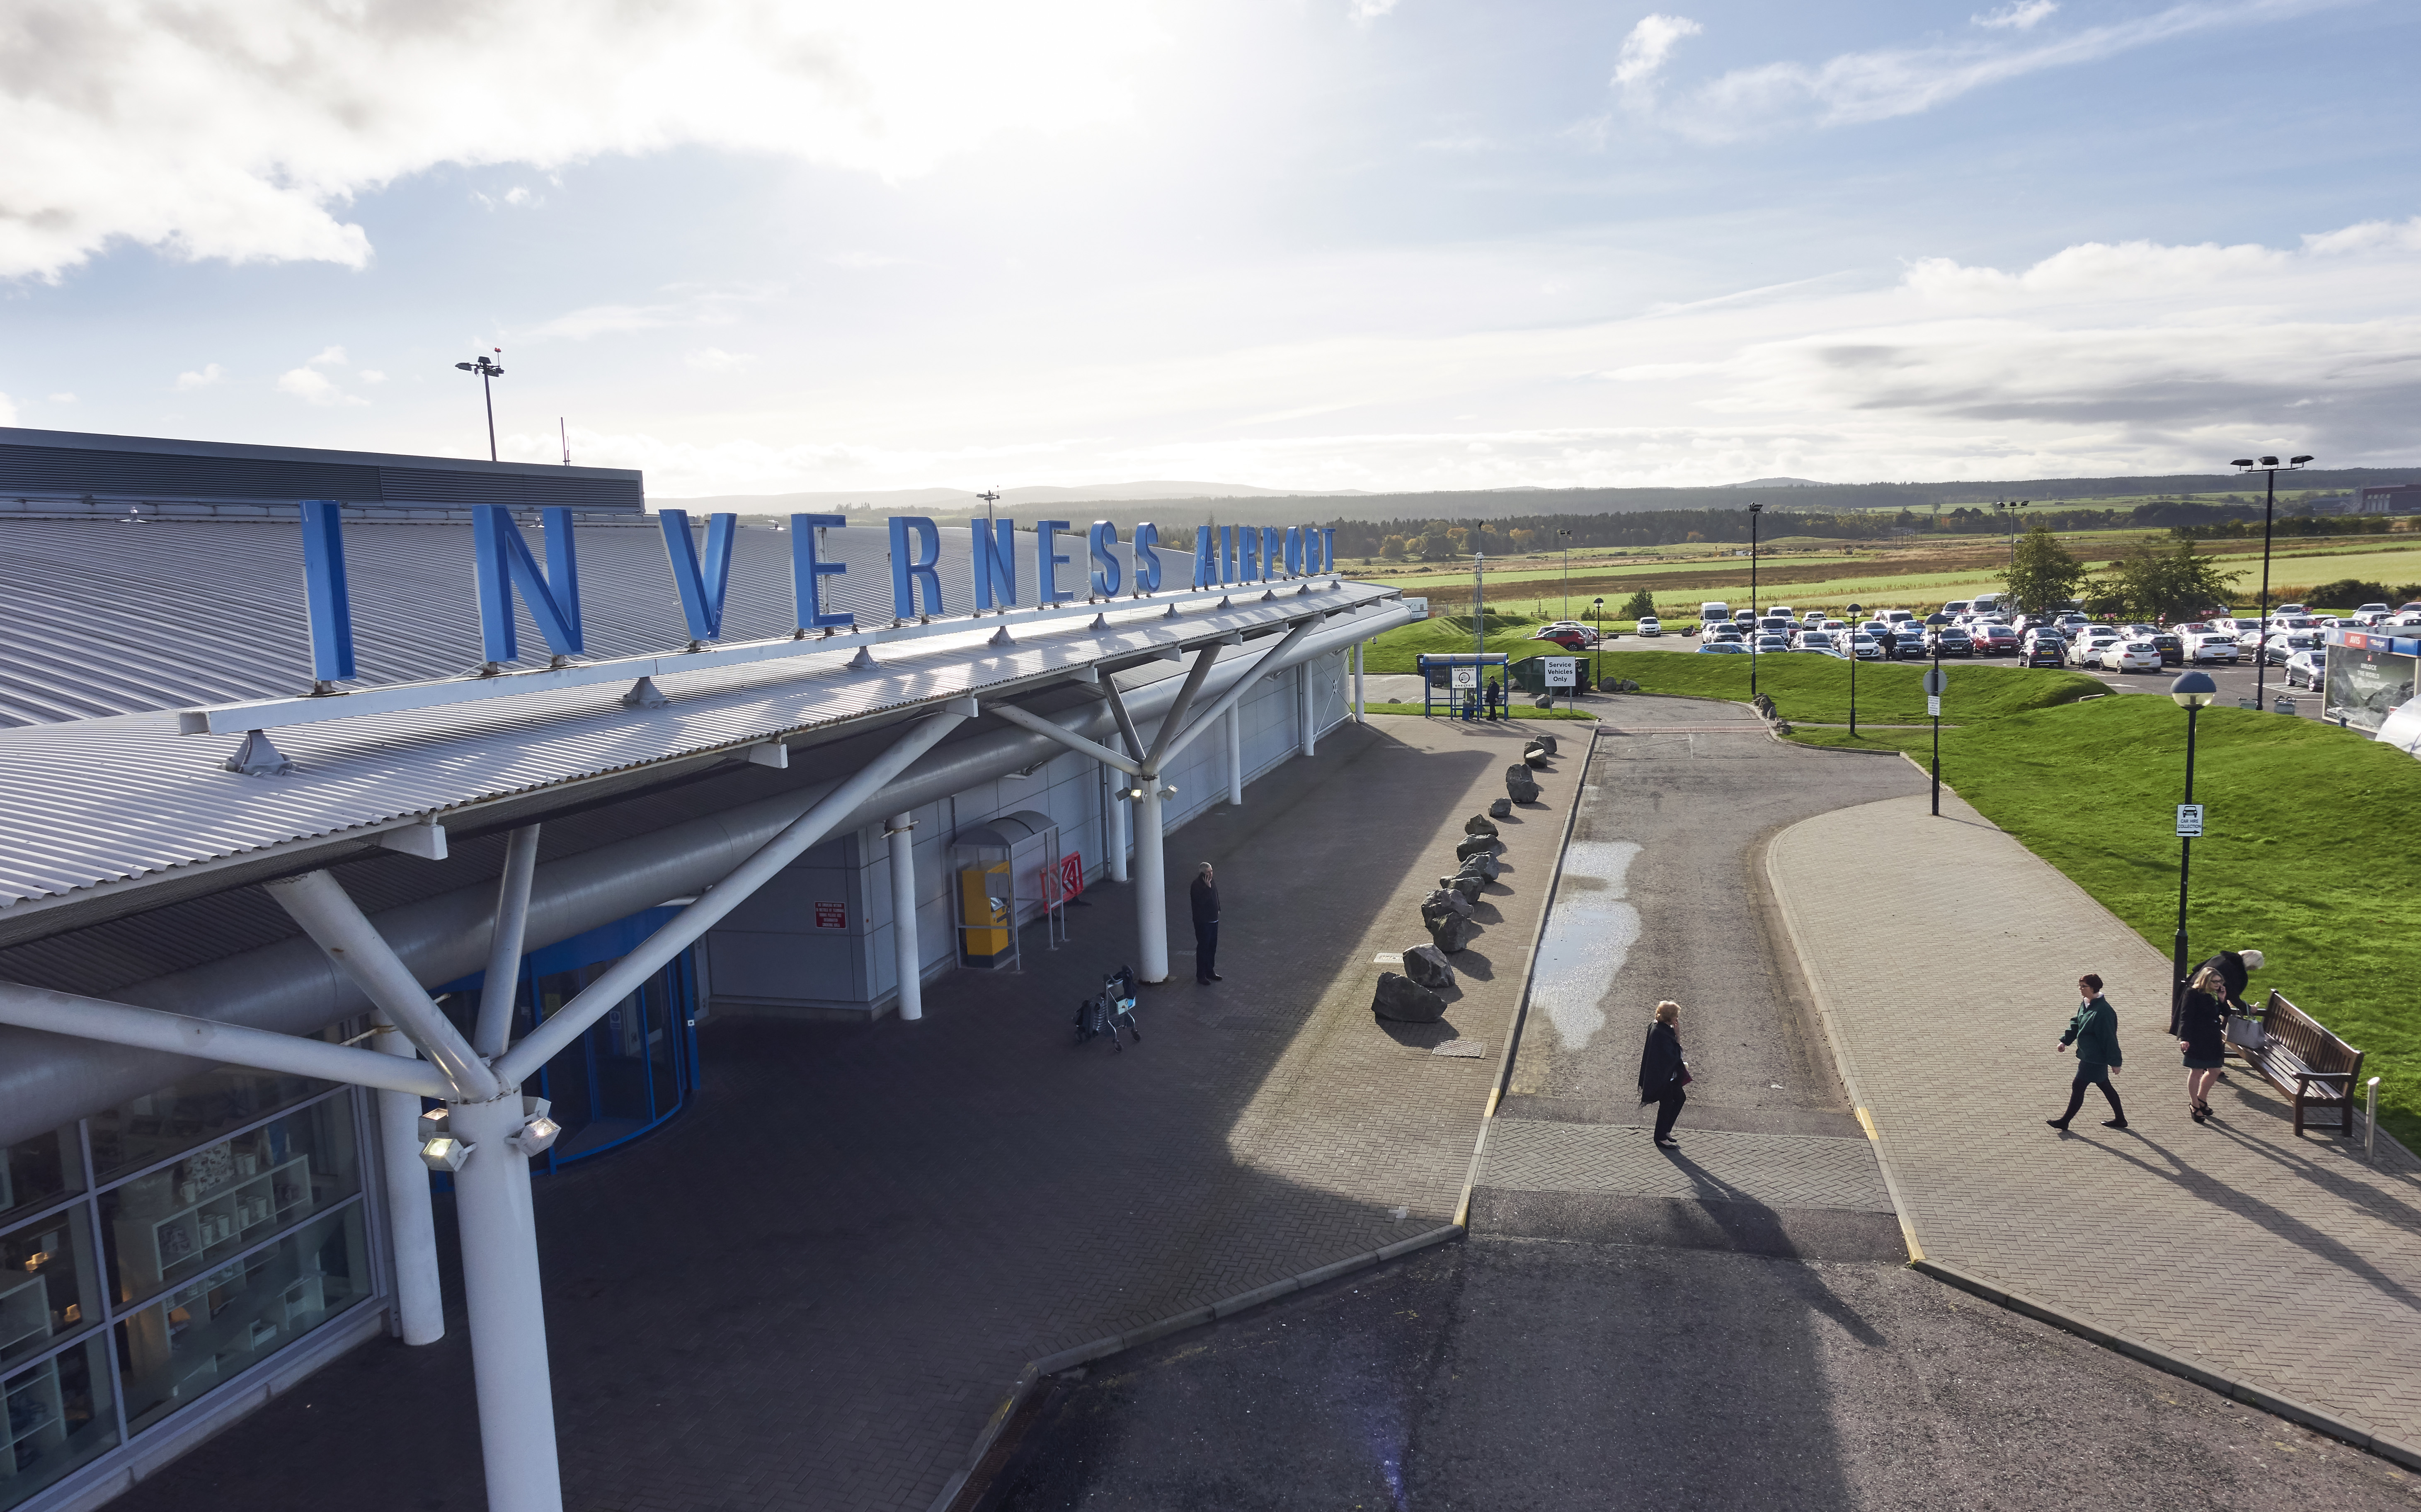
[1924,663,1947,815]
[2176,803,2205,838]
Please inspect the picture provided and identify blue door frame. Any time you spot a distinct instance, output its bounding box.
[435,907,704,1175]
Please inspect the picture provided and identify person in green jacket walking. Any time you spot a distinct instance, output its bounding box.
[2049,973,2128,1132]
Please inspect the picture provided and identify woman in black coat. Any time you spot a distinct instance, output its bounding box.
[1638,1000,1689,1146]
[2178,966,2229,1123]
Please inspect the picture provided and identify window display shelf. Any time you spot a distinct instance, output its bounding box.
[0,1272,50,1361]
[113,1155,312,1299]
[1,1355,65,1478]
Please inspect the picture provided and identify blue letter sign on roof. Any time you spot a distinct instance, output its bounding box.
[1132,522,1162,593]
[1036,520,1074,603]
[473,506,585,664]
[658,510,738,642]
[972,517,1018,611]
[298,499,356,682]
[890,516,942,618]
[1087,520,1122,597]
[790,514,852,629]
[1192,525,1216,590]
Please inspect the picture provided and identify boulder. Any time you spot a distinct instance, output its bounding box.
[1458,853,1501,882]
[1504,766,1541,804]
[1443,872,1486,904]
[1488,797,1514,820]
[1454,834,1496,863]
[1419,889,1473,930]
[1374,971,1448,1023]
[1533,734,1558,756]
[1464,814,1499,838]
[1522,746,1550,768]
[1401,943,1456,990]
[1428,911,1481,954]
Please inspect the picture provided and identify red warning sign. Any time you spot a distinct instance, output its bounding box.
[1057,852,1085,902]
[813,901,848,930]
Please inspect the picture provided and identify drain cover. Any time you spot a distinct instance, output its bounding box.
[1431,1040,1486,1058]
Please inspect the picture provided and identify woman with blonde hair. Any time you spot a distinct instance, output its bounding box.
[2178,965,2230,1122]
[1638,1000,1690,1147]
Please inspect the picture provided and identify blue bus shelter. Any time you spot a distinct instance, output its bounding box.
[1415,652,1512,720]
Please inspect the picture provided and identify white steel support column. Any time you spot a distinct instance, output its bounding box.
[449,1094,562,1512]
[1134,780,1168,982]
[1225,707,1243,807]
[373,1015,443,1345]
[1353,640,1365,722]
[1298,661,1316,757]
[1105,765,1129,882]
[473,825,542,1057]
[886,812,923,1022]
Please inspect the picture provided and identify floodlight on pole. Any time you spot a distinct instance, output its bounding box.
[2232,452,2312,712]
[454,351,505,462]
[1748,503,1763,698]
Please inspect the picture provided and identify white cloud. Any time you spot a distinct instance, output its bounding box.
[0,0,1165,281]
[684,348,756,371]
[173,363,229,390]
[525,287,773,340]
[1638,0,2339,140]
[1973,0,2059,29]
[305,345,348,367]
[358,369,386,383]
[826,250,903,270]
[1905,237,2290,302]
[276,367,367,407]
[1611,14,1702,92]
[1348,0,1402,20]
[46,393,75,403]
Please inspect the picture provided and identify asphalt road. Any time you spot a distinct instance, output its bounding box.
[965,701,2416,1511]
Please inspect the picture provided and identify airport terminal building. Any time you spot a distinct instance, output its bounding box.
[0,428,1404,1511]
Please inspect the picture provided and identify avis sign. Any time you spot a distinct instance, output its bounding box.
[292,501,1343,684]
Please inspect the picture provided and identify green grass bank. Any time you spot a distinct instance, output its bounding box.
[1791,699,2421,1145]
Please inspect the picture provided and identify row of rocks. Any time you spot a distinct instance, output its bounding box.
[1379,738,1564,1023]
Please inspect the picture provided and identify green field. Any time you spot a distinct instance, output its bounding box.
[1786,700,2421,1145]
[1588,653,2102,726]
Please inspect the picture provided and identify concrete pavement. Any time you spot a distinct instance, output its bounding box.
[1770,788,2421,1454]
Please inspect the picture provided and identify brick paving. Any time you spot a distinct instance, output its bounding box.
[108,713,1586,1512]
[1769,789,2421,1449]
[1483,1122,1892,1212]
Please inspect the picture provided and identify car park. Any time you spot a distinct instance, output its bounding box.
[1636,615,1662,637]
[2284,648,2326,689]
[2102,639,2162,673]
[1968,623,2019,655]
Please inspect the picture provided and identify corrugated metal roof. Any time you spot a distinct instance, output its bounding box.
[0,515,1194,725]
[0,584,1396,915]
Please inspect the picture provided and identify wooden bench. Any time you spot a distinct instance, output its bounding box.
[2235,991,2364,1136]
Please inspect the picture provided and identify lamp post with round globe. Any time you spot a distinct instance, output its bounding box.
[1846,603,1864,735]
[1592,596,1604,694]
[2169,670,2218,1018]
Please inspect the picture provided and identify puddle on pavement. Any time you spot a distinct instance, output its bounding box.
[1531,838,1641,1051]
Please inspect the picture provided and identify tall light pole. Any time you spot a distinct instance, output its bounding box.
[1749,502,1763,699]
[1558,528,1574,620]
[1471,524,1487,657]
[1846,602,1864,736]
[2230,453,2313,712]
[1995,498,2031,573]
[455,351,505,462]
[2169,670,2217,1023]
[1592,595,1604,695]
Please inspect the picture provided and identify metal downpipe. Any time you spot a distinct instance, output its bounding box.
[373,1016,444,1346]
[887,813,923,1022]
[474,826,542,1057]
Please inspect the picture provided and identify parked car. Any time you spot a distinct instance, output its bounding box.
[1968,623,2019,655]
[1696,640,1747,654]
[1636,615,1662,637]
[1928,626,1976,658]
[1796,642,1844,657]
[2283,648,2326,689]
[2068,629,2122,668]
[1706,627,1745,646]
[1802,609,1828,626]
[2184,630,2239,664]
[2122,625,2184,665]
[2022,631,2067,667]
[2102,639,2163,673]
[1940,599,1973,617]
[1698,601,1731,633]
[1767,606,1796,623]
[2273,603,2308,617]
[1535,628,1592,651]
[1893,628,1929,658]
[2261,630,2325,665]
[2352,602,2392,625]
[1842,633,1883,660]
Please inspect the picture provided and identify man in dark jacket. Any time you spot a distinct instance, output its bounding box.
[2170,946,2263,1035]
[2050,973,2126,1131]
[1190,862,1222,984]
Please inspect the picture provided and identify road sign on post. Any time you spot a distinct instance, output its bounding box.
[1544,657,1577,688]
[1922,668,1948,695]
[1450,666,1479,689]
[2176,803,2205,838]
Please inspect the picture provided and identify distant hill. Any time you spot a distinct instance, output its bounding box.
[1724,477,1829,488]
[654,480,1367,513]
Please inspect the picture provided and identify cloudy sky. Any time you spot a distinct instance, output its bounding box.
[2,0,2416,497]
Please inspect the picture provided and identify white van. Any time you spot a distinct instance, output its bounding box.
[1877,608,1915,627]
[1698,602,1730,636]
[1971,592,2002,613]
[1941,600,1972,617]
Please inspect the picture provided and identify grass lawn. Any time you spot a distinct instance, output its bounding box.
[1593,652,2103,726]
[1789,699,2421,1145]
[1362,702,1597,721]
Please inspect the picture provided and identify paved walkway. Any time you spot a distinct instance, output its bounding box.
[1770,789,2421,1452]
[112,715,1585,1512]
